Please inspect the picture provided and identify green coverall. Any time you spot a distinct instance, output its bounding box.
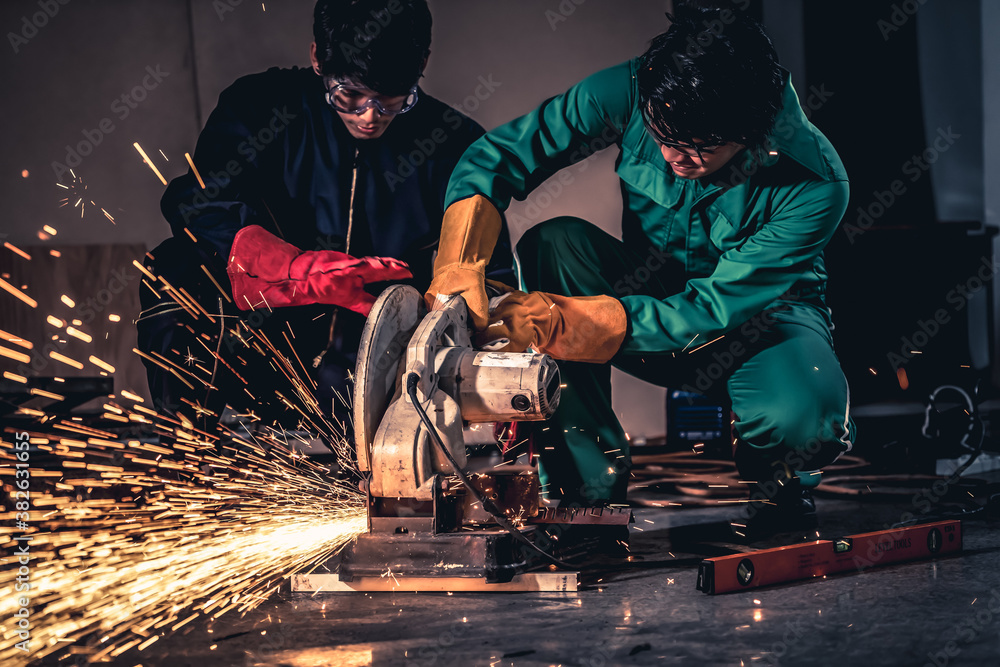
[446,59,856,503]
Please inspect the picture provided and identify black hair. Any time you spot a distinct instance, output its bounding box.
[313,0,431,96]
[637,6,783,151]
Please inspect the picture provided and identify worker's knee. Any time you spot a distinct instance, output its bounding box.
[517,216,596,265]
[738,398,850,472]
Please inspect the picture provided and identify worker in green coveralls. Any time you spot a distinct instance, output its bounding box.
[425,6,855,539]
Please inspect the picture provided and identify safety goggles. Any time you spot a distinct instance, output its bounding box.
[642,113,728,159]
[324,80,419,116]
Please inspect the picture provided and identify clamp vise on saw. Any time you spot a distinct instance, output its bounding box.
[337,284,632,589]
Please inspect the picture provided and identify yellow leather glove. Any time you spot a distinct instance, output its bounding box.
[424,195,502,330]
[474,289,628,364]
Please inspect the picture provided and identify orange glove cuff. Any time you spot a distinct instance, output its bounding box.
[424,195,503,329]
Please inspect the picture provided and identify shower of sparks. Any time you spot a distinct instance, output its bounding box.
[0,286,368,663]
[0,426,365,664]
[56,172,116,224]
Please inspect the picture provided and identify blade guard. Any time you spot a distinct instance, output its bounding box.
[354,285,424,472]
[369,295,471,499]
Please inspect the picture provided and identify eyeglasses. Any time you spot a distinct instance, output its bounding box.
[642,114,727,159]
[656,137,725,156]
[325,80,419,116]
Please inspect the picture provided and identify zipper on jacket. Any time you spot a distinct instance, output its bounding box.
[313,147,359,369]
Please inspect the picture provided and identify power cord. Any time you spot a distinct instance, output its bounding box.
[405,372,572,569]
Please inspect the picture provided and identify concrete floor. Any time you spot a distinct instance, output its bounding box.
[71,493,1000,667]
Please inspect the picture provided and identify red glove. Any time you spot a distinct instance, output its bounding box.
[226,225,412,316]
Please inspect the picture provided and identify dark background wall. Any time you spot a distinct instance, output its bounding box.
[1,0,997,441]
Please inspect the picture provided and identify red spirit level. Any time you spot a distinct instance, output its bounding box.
[696,520,962,594]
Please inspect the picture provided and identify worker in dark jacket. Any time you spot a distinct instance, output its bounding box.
[138,0,511,431]
[426,7,853,538]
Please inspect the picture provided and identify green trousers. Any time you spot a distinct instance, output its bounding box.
[516,217,856,504]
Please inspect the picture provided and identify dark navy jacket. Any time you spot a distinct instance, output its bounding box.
[144,67,512,420]
[161,66,512,289]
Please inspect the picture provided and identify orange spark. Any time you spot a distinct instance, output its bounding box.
[4,242,31,260]
[66,327,93,343]
[0,329,33,349]
[120,389,145,403]
[0,345,31,363]
[89,355,116,373]
[0,277,38,308]
[49,350,84,369]
[134,142,168,185]
[184,153,207,189]
[896,367,909,390]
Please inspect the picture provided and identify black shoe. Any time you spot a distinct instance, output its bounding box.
[731,477,817,543]
[596,524,631,558]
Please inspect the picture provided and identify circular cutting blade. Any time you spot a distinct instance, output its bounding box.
[353,284,424,471]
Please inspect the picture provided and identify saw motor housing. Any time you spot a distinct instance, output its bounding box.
[354,285,561,526]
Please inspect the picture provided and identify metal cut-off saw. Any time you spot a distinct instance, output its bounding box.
[326,285,632,591]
